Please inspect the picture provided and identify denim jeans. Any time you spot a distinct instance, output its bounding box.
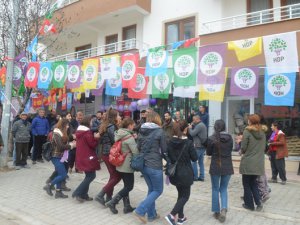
[242,175,261,209]
[210,175,231,212]
[51,157,67,189]
[73,171,96,198]
[192,147,206,180]
[135,166,163,220]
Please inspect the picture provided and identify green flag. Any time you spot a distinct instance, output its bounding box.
[152,69,173,99]
[17,77,26,96]
[52,61,67,88]
[45,0,64,19]
[172,47,197,87]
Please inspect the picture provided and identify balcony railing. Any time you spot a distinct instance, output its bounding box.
[49,38,149,61]
[201,3,300,34]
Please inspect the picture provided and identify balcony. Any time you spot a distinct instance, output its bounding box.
[201,3,300,34]
[49,38,149,61]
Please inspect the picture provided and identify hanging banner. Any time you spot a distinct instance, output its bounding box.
[27,36,38,61]
[199,72,227,102]
[24,62,39,88]
[151,69,173,99]
[145,46,168,76]
[61,94,67,110]
[67,93,73,111]
[172,47,197,87]
[66,61,82,89]
[198,43,226,84]
[121,53,139,88]
[173,86,197,98]
[263,32,299,75]
[82,58,98,89]
[38,62,52,89]
[100,56,118,80]
[128,68,148,99]
[52,61,67,88]
[230,67,259,97]
[32,95,43,108]
[105,67,122,96]
[264,70,296,106]
[228,37,262,62]
[13,63,23,87]
[91,70,105,96]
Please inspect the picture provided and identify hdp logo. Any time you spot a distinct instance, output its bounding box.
[154,73,169,92]
[13,65,22,80]
[102,58,111,72]
[55,65,65,82]
[68,65,80,82]
[148,50,166,68]
[40,67,49,82]
[85,65,95,82]
[268,74,290,97]
[234,68,256,90]
[133,74,146,92]
[122,61,135,80]
[109,73,121,88]
[27,67,36,82]
[174,55,195,78]
[200,52,222,76]
[269,38,287,63]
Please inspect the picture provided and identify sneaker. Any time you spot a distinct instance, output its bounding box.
[37,159,44,163]
[148,213,160,222]
[15,166,21,170]
[213,212,220,220]
[219,208,227,223]
[177,217,187,224]
[242,204,254,211]
[256,204,263,212]
[261,195,270,203]
[22,165,30,169]
[268,179,277,183]
[197,177,205,182]
[165,214,176,225]
[281,180,286,185]
[133,211,147,224]
[32,161,37,165]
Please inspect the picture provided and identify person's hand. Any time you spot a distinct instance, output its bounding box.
[133,133,138,139]
[72,134,76,140]
[94,132,100,139]
[71,141,76,148]
[188,124,192,129]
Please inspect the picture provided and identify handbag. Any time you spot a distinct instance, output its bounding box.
[167,142,186,177]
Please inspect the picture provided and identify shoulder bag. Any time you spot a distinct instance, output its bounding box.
[167,142,187,177]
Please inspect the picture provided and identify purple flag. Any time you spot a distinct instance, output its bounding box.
[230,67,259,97]
[15,51,28,75]
[198,43,227,84]
[13,62,23,86]
[66,61,82,89]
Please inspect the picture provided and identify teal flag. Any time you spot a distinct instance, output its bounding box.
[172,47,197,87]
[152,69,173,99]
[52,61,67,88]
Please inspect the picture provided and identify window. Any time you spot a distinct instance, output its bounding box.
[165,17,195,47]
[105,34,118,54]
[281,0,300,18]
[247,0,273,25]
[75,44,91,59]
[122,25,136,50]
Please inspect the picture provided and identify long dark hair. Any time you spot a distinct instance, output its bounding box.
[213,119,226,167]
[99,108,118,135]
[55,118,69,143]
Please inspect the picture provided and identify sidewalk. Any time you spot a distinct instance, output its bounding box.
[0,160,299,225]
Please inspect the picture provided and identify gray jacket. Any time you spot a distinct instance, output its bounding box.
[188,121,207,148]
[12,120,31,143]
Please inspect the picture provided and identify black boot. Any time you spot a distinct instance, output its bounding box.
[123,196,136,214]
[106,194,122,214]
[43,184,54,196]
[95,189,106,206]
[55,190,68,199]
[105,195,112,203]
[61,180,71,192]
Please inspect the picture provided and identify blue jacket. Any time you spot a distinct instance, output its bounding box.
[31,116,50,136]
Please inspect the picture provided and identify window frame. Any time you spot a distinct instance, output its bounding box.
[75,44,92,59]
[246,0,274,24]
[105,34,118,54]
[122,24,137,41]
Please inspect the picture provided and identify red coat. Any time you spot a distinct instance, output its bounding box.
[75,125,100,172]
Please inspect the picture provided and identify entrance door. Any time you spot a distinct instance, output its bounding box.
[226,96,254,137]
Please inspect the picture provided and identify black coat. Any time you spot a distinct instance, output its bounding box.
[206,132,234,176]
[167,137,197,186]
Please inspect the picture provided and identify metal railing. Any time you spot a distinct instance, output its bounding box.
[49,38,149,61]
[201,3,300,34]
[61,0,80,7]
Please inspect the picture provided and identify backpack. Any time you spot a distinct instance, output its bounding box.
[109,135,132,167]
[42,141,53,161]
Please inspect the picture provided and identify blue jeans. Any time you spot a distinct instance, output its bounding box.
[135,166,163,220]
[51,157,67,189]
[192,148,206,180]
[210,175,231,212]
[73,171,96,198]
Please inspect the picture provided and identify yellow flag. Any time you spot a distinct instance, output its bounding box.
[82,58,99,89]
[228,37,262,62]
[199,71,227,102]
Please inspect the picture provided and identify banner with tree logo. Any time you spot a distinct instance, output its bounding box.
[264,70,296,106]
[128,68,148,99]
[100,56,118,80]
[52,61,67,88]
[38,62,52,89]
[82,58,98,89]
[13,63,23,87]
[172,47,197,87]
[24,62,40,88]
[91,70,105,96]
[263,32,299,75]
[66,61,82,89]
[145,46,168,76]
[230,67,259,97]
[151,69,173,99]
[121,53,139,88]
[228,37,262,62]
[198,43,226,85]
[105,67,122,96]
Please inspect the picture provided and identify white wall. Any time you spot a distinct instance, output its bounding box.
[143,0,223,47]
[221,0,247,18]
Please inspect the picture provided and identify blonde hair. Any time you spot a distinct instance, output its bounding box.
[146,111,162,126]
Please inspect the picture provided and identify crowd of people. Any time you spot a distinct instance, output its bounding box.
[5,104,293,224]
